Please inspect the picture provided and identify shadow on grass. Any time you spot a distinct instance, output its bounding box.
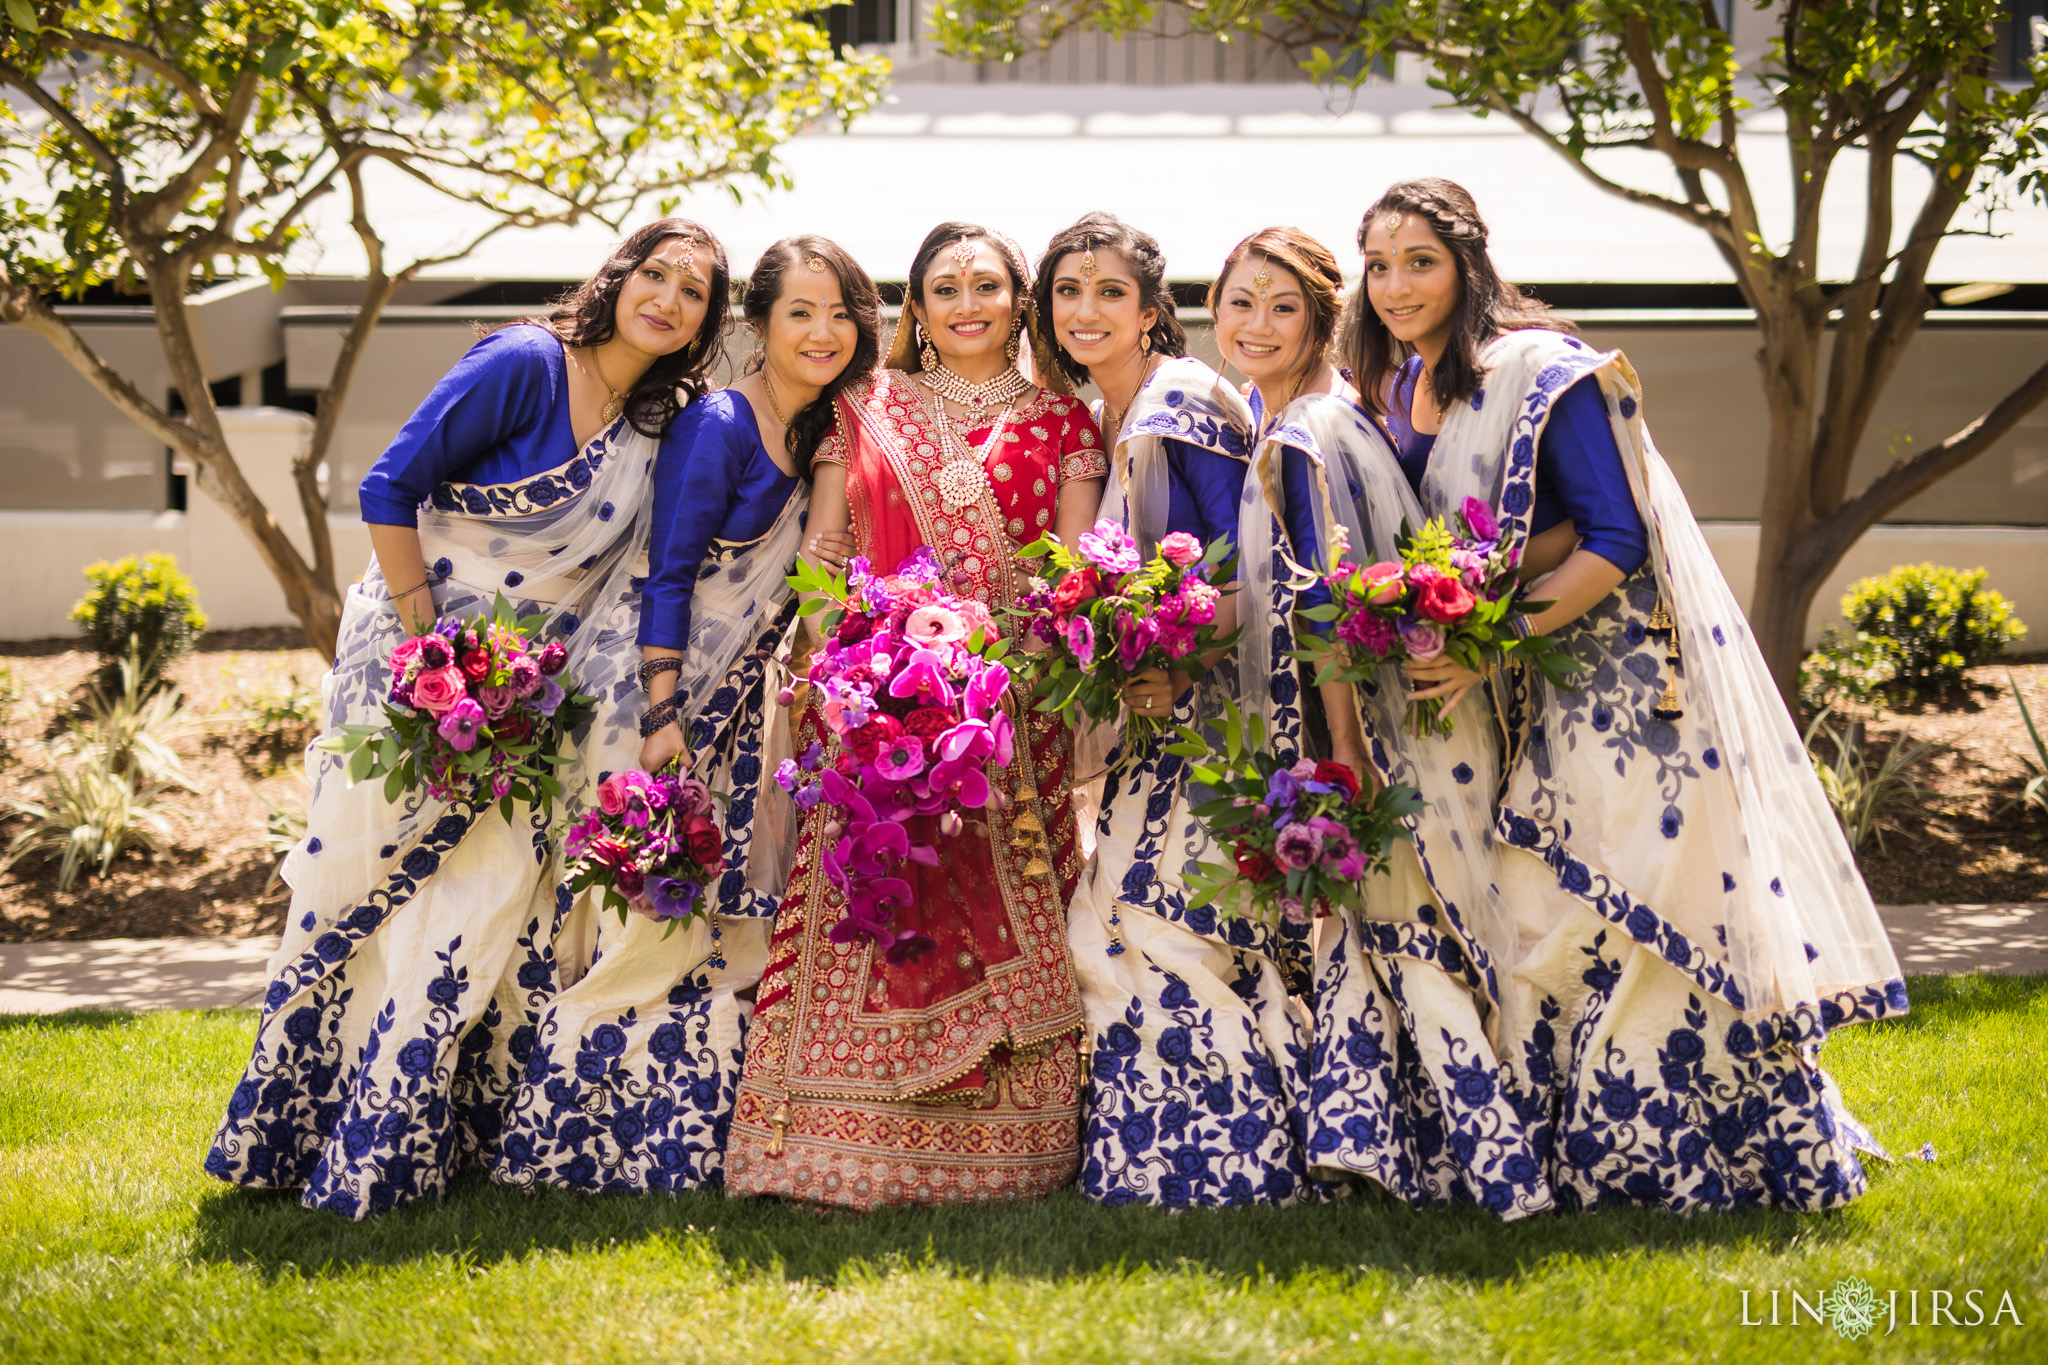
[161,972,2048,1287]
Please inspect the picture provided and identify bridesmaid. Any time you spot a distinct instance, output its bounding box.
[492,236,876,1195]
[1036,212,1321,1207]
[206,219,728,1218]
[1312,177,1903,1214]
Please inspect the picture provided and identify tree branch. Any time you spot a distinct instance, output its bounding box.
[58,28,221,119]
[0,59,127,213]
[1809,355,2048,571]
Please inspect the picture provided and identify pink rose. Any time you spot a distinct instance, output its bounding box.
[1358,561,1406,605]
[389,636,425,674]
[410,665,468,716]
[596,773,630,816]
[476,683,517,719]
[1460,495,1500,542]
[1159,532,1203,567]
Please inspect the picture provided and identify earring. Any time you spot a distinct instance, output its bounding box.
[920,333,940,372]
[1005,316,1022,363]
[1140,332,1153,355]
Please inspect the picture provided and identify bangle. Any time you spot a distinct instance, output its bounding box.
[389,579,431,601]
[638,698,680,738]
[1506,614,1535,641]
[638,657,683,693]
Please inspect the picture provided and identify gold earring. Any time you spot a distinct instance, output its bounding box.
[1140,331,1153,355]
[916,322,939,372]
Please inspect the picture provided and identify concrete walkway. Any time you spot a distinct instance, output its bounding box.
[1,905,2044,1015]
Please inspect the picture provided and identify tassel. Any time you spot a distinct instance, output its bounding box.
[1653,676,1684,721]
[767,1102,790,1157]
[1011,808,1044,835]
[1646,597,1675,642]
[1023,855,1051,879]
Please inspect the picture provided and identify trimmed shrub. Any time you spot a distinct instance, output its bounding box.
[1837,564,2025,698]
[70,552,207,692]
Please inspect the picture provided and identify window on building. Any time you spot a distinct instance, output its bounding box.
[2000,1,2048,80]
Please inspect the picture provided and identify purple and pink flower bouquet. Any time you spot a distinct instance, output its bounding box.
[1173,702,1420,928]
[318,593,595,819]
[776,547,1018,966]
[561,768,725,931]
[1014,519,1236,750]
[1301,497,1579,738]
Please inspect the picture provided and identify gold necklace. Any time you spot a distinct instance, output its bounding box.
[760,367,793,427]
[928,389,1016,511]
[589,347,625,426]
[1100,354,1157,445]
[918,358,1030,430]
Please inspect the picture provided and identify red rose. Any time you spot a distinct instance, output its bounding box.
[1313,760,1363,802]
[1416,574,1476,624]
[460,648,492,680]
[686,812,723,867]
[836,612,873,644]
[1050,567,1101,614]
[833,750,861,777]
[843,713,903,763]
[496,714,533,746]
[902,706,954,740]
[1234,843,1278,883]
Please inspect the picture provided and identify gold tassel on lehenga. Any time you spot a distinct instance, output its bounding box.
[1647,594,1685,721]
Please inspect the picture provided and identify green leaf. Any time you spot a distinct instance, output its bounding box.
[4,0,40,33]
[260,35,300,79]
[347,744,375,784]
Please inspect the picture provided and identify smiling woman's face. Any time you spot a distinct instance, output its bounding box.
[1048,247,1155,373]
[611,236,711,357]
[1213,252,1311,389]
[913,238,1017,368]
[762,264,858,392]
[1362,212,1461,356]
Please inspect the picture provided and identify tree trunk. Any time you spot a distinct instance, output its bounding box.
[149,265,345,657]
[1745,304,1827,711]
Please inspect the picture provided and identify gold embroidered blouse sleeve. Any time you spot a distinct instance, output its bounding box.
[1055,398,1108,483]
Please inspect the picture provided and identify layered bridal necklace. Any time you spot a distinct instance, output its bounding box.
[918,358,1030,510]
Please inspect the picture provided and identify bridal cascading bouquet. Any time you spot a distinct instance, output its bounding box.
[1300,497,1579,737]
[1014,519,1235,750]
[777,547,1017,965]
[561,769,725,933]
[320,594,595,819]
[1174,702,1421,927]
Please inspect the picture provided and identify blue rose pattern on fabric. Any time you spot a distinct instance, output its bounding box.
[430,420,621,519]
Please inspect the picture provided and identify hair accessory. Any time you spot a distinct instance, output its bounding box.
[1384,212,1404,234]
[803,255,828,273]
[949,237,979,270]
[1079,247,1097,282]
[1252,260,1273,301]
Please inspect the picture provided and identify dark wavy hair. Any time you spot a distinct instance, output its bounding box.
[1342,178,1569,417]
[885,220,1069,391]
[1207,226,1345,394]
[741,235,881,481]
[1032,212,1186,389]
[508,217,731,437]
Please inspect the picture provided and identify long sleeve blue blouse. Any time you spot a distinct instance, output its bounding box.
[1384,355,1648,575]
[1162,437,1247,551]
[1247,389,1339,626]
[358,325,582,527]
[638,389,800,651]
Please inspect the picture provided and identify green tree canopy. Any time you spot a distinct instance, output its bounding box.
[2,0,886,653]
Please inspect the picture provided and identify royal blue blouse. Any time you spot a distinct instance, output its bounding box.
[639,389,800,651]
[358,325,588,528]
[1385,355,1648,575]
[1160,437,1247,551]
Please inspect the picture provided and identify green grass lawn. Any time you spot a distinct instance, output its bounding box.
[2,975,2043,1364]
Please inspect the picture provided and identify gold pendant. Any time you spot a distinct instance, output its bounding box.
[936,458,988,510]
[600,391,622,427]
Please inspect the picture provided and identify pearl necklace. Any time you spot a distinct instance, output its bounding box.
[917,359,1030,430]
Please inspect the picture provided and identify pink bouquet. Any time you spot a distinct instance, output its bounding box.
[319,594,595,818]
[777,547,1018,965]
[1174,703,1419,928]
[1302,497,1577,737]
[561,768,724,929]
[1014,519,1236,748]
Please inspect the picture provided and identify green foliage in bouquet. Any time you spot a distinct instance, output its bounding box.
[1171,700,1422,929]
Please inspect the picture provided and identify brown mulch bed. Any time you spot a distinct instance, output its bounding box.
[1,634,2043,942]
[1835,657,2048,906]
[0,629,320,941]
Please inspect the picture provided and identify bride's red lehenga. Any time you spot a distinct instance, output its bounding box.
[726,370,1105,1210]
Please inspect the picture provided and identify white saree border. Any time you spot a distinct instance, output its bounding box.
[1425,329,1906,1047]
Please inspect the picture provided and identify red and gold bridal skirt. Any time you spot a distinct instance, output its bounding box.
[727,701,1085,1210]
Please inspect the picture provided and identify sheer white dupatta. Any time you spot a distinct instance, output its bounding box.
[1425,330,1903,1044]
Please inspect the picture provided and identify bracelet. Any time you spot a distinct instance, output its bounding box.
[389,579,432,601]
[1506,614,1535,641]
[638,657,683,693]
[638,697,680,738]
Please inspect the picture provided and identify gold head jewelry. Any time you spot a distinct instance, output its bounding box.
[1383,212,1404,234]
[1079,247,1097,282]
[678,240,698,273]
[803,255,828,274]
[949,236,979,270]
[1252,260,1273,301]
